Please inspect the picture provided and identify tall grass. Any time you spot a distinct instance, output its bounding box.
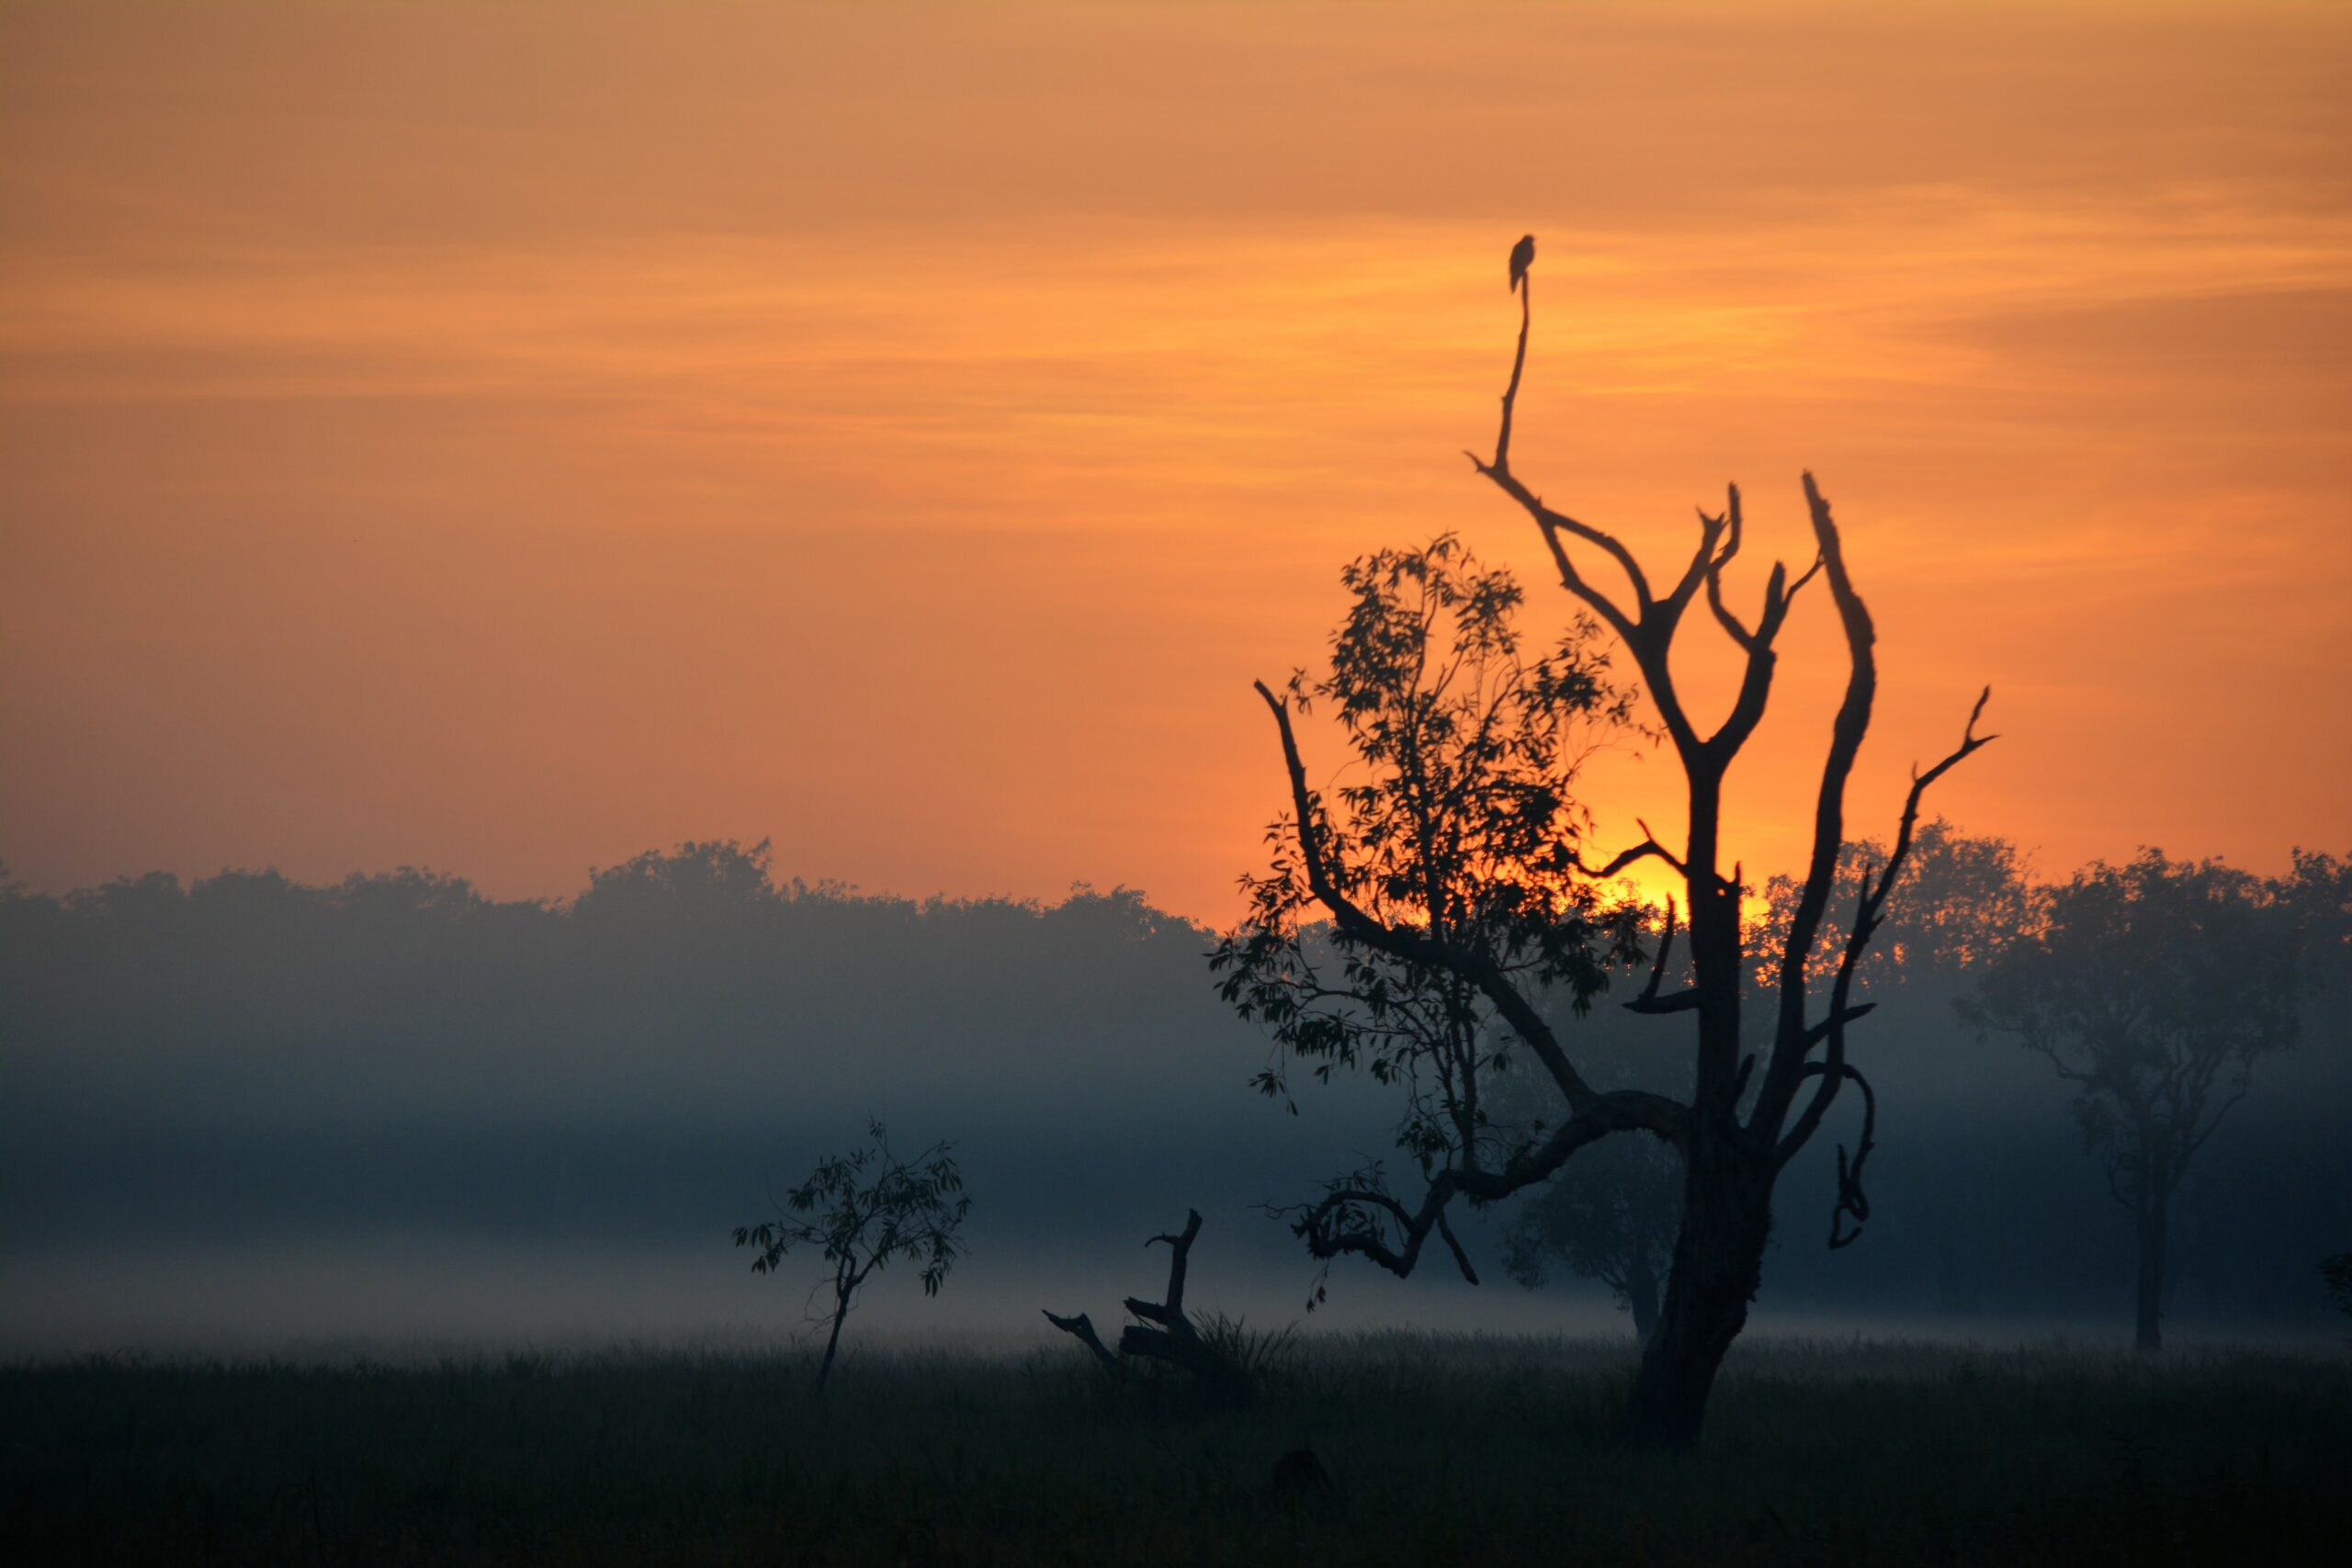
[4,1334,2346,1564]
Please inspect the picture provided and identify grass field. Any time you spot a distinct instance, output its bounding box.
[5,1333,2346,1565]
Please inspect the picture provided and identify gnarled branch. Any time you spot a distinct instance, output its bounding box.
[1254,678,1622,1118]
[1046,1209,1253,1405]
[1789,1061,1878,1248]
[1768,686,1997,1160]
[1284,1090,1687,1281]
[1040,1309,1117,1371]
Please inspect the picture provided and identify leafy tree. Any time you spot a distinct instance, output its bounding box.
[1491,993,1683,1344]
[1211,533,1652,1274]
[1218,250,1990,1447]
[1962,852,2300,1351]
[1755,819,2030,1003]
[734,1120,970,1388]
[2324,1252,2352,1325]
[573,839,785,940]
[2273,850,2351,1010]
[1502,1130,1680,1342]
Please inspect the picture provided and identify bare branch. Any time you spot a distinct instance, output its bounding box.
[1800,1003,1877,1051]
[1048,1211,1251,1404]
[1287,1180,1471,1282]
[1632,896,1679,1010]
[1040,1309,1119,1372]
[1782,552,1826,604]
[1466,276,1656,634]
[1757,473,1883,1120]
[1491,270,1532,473]
[1578,819,1686,882]
[1623,894,1702,1015]
[1286,1089,1688,1281]
[1436,1209,1478,1285]
[1702,486,1758,652]
[1781,1060,1879,1248]
[1142,1208,1202,1318]
[1767,687,1996,1157]
[1480,480,1646,649]
[1660,504,1732,617]
[1625,989,1702,1016]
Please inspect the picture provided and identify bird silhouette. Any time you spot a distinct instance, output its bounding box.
[1509,233,1535,294]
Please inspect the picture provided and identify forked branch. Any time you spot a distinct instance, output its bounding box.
[1770,686,1998,1162]
[1625,896,1700,1016]
[1793,1061,1878,1249]
[1455,261,1993,1257]
[1284,1090,1687,1280]
[1466,279,1655,641]
[1044,1209,1253,1405]
[1252,678,1615,1116]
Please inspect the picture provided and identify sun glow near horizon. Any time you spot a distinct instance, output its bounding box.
[2,0,2346,918]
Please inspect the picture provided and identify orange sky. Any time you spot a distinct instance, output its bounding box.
[3,0,2347,920]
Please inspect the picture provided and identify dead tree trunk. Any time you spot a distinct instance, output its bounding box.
[1623,1253,1662,1347]
[1621,1128,1772,1444]
[2135,1189,2169,1354]
[1229,250,1989,1450]
[1044,1210,1250,1407]
[1472,268,1988,1448]
[816,1258,865,1392]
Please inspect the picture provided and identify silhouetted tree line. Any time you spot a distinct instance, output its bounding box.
[2,837,2343,1340]
[0,850,1362,1259]
[2,846,1237,1130]
[1489,832,2349,1351]
[1199,228,2345,1439]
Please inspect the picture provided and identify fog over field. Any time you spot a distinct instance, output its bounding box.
[6,840,2345,1358]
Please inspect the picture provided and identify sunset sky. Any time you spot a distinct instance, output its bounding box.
[4,0,2346,921]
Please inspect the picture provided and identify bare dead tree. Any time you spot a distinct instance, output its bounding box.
[1231,253,1993,1448]
[1044,1209,1253,1407]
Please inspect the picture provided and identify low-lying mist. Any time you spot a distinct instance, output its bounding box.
[5,840,2346,1355]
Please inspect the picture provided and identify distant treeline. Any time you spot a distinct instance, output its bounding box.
[2,832,2345,1329]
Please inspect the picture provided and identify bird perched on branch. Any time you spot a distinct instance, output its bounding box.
[1509,233,1535,294]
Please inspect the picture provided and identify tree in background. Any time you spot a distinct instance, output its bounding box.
[735,1120,970,1388]
[1491,993,1683,1344]
[1963,852,2300,1352]
[1502,1131,1680,1342]
[2273,850,2351,1006]
[1473,823,2033,1344]
[1219,243,1992,1446]
[1755,819,2031,1003]
[2324,1252,2352,1329]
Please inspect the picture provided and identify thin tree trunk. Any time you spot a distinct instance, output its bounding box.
[818,1276,852,1389]
[2134,1190,2167,1354]
[1618,1134,1771,1449]
[1624,1257,1661,1347]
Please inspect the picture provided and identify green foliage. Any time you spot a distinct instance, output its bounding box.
[735,1122,969,1382]
[1209,536,1645,1194]
[1962,851,2301,1213]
